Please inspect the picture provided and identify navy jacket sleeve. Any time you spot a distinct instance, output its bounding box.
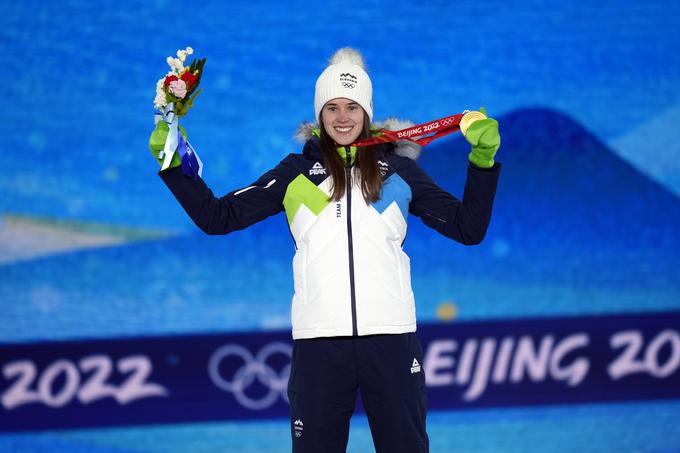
[399,159,500,245]
[159,154,295,235]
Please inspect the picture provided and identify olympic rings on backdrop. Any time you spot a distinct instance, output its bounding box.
[208,342,292,410]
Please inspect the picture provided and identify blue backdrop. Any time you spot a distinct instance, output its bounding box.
[1,0,679,452]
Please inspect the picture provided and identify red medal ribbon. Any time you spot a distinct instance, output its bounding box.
[353,113,465,148]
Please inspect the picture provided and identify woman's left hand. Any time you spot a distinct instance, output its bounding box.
[465,107,501,168]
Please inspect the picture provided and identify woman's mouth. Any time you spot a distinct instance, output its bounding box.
[334,126,353,133]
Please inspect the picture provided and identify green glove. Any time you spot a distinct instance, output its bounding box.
[148,121,187,169]
[465,107,501,169]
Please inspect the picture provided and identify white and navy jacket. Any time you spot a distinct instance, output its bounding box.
[160,123,500,340]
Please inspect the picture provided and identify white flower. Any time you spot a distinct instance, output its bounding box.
[186,47,193,55]
[166,56,174,68]
[177,50,187,62]
[173,58,184,72]
[154,91,168,109]
[154,77,168,109]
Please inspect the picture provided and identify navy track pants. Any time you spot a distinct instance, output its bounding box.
[287,333,429,453]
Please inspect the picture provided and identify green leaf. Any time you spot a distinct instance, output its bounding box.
[190,87,203,102]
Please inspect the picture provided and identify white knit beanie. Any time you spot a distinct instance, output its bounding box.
[314,47,373,122]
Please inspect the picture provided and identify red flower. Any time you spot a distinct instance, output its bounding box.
[163,75,178,87]
[180,71,198,90]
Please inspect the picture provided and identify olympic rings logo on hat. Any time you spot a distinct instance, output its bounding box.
[339,73,357,89]
[208,342,292,410]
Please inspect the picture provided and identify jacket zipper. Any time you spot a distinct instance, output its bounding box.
[345,146,358,336]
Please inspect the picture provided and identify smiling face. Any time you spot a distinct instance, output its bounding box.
[321,98,366,146]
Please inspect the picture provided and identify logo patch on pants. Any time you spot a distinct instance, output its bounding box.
[293,418,304,438]
[411,358,421,374]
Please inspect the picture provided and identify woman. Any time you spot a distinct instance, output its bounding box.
[150,47,501,453]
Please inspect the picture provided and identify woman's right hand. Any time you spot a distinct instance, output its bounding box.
[148,121,184,169]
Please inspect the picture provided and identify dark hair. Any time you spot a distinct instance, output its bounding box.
[318,113,383,203]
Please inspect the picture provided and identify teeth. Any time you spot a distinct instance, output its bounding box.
[335,126,352,132]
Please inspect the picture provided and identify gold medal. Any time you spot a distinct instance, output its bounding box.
[459,110,487,136]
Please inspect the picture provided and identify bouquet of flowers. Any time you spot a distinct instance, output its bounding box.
[152,47,205,177]
[154,47,206,117]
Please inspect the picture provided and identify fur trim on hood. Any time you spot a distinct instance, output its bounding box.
[294,118,423,161]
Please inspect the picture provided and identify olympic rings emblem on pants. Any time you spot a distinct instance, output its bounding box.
[208,342,292,410]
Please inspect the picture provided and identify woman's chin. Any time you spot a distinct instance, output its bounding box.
[332,133,359,146]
